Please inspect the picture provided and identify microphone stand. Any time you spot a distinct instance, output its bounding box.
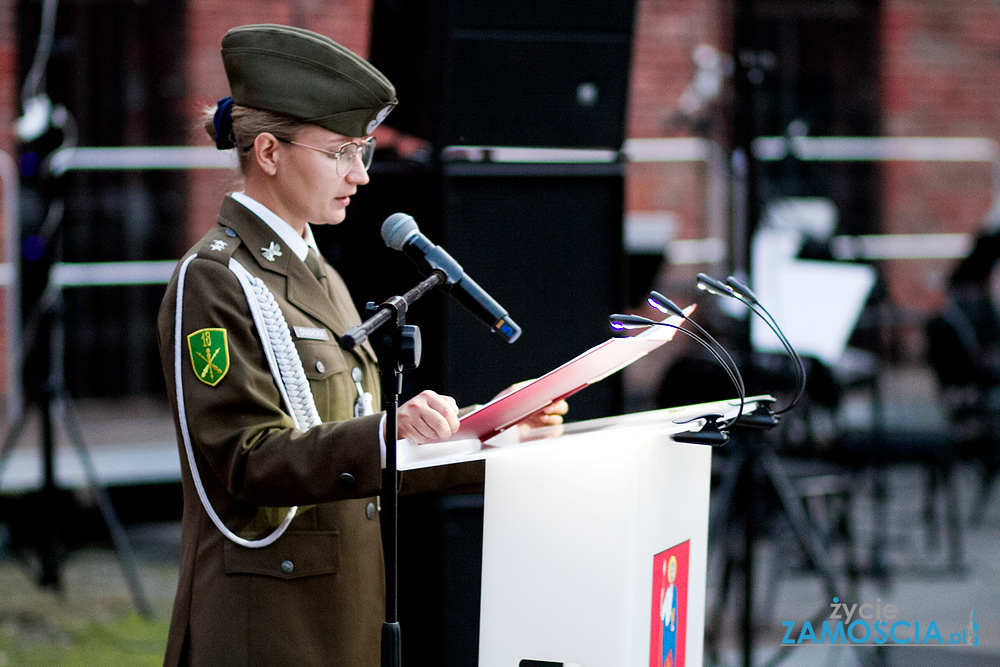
[340,271,446,667]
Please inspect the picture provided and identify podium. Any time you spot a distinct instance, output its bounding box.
[398,397,761,667]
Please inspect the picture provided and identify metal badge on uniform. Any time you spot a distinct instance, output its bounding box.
[352,367,374,417]
[261,242,282,262]
[366,104,394,135]
[293,326,330,341]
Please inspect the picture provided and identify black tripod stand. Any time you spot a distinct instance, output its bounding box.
[704,428,854,666]
[0,264,152,617]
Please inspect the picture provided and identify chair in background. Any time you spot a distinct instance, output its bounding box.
[925,294,1000,530]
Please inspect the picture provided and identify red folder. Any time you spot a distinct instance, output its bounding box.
[453,307,693,442]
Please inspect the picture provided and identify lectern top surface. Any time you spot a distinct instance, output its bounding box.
[396,395,772,471]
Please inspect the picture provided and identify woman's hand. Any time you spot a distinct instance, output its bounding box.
[491,381,570,433]
[395,390,461,444]
[516,398,569,433]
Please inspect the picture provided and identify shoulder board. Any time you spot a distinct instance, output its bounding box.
[195,229,242,264]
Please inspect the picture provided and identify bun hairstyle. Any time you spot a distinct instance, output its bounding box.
[202,102,309,171]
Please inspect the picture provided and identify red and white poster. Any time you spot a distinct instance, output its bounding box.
[649,540,690,667]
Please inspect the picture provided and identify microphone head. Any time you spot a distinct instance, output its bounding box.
[381,213,419,251]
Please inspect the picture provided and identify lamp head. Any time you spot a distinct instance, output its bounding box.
[609,313,655,330]
[696,273,735,299]
[725,276,759,305]
[647,291,686,318]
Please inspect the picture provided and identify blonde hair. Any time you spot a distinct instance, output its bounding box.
[202,104,310,172]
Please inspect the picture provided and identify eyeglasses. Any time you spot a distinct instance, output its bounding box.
[277,136,376,176]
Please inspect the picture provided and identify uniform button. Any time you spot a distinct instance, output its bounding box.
[366,502,376,520]
[225,228,237,237]
[340,472,356,485]
[281,560,294,574]
[315,360,326,373]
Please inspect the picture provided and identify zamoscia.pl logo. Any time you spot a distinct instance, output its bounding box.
[780,598,981,647]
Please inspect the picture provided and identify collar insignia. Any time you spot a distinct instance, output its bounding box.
[261,242,282,262]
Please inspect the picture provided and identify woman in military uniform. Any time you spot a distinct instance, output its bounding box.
[158,24,564,666]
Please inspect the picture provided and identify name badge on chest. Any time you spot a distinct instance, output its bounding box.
[293,326,330,341]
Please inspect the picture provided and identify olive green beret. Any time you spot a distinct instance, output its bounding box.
[221,24,397,137]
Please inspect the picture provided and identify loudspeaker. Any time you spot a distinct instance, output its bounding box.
[437,161,625,419]
[369,0,637,149]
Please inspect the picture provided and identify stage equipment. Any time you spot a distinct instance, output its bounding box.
[692,275,859,667]
[0,127,152,615]
[609,308,746,446]
[368,0,637,149]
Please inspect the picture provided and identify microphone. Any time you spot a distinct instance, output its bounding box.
[696,272,806,414]
[382,213,522,343]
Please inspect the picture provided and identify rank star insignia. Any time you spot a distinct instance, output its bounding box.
[210,240,228,251]
[261,242,282,262]
[187,328,230,386]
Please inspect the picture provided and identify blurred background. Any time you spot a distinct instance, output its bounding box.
[0,0,999,665]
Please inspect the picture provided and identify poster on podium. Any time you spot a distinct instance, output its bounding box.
[651,540,690,667]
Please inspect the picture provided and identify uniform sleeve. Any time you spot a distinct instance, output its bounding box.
[165,257,384,507]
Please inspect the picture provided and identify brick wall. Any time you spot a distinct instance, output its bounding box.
[625,0,728,245]
[183,0,373,246]
[881,0,1000,314]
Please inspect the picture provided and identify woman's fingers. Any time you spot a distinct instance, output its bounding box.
[397,390,460,443]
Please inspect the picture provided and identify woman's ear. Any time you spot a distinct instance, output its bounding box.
[251,133,281,176]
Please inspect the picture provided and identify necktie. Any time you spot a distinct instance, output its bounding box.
[304,248,328,286]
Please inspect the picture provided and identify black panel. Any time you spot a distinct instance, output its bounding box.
[748,0,882,235]
[438,163,625,419]
[448,0,635,33]
[369,0,636,148]
[396,494,484,667]
[444,36,633,148]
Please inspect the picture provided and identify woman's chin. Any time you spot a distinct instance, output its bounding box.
[313,212,347,226]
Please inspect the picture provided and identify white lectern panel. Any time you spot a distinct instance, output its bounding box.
[478,426,711,667]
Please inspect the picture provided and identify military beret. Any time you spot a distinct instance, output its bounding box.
[221,24,397,138]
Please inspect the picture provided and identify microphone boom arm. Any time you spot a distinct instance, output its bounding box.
[340,271,446,351]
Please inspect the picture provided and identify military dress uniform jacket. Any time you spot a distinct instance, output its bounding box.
[158,196,387,666]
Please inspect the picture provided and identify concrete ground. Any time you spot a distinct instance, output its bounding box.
[707,462,1000,667]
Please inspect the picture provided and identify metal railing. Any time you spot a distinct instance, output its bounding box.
[0,146,235,420]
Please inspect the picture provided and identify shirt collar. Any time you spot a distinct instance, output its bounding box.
[230,191,318,261]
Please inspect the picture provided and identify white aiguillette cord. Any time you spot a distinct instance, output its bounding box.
[173,255,322,548]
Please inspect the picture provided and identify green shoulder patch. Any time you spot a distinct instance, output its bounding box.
[187,328,230,386]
